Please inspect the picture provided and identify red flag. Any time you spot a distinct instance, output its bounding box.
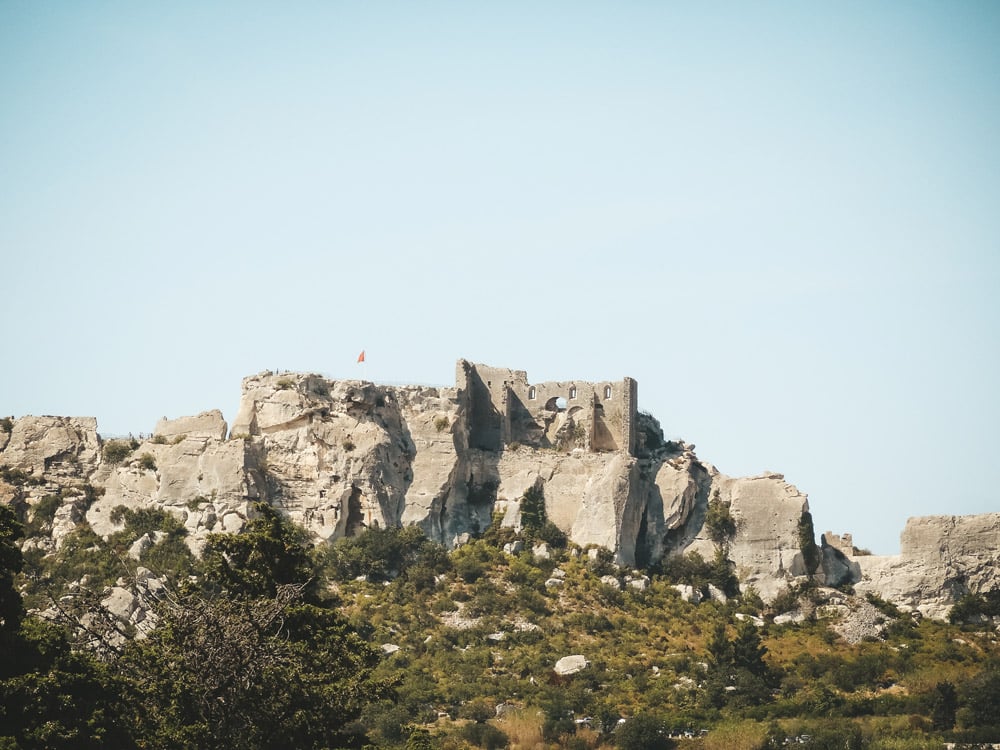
[357,350,365,363]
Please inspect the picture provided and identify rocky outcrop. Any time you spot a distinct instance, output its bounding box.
[153,410,228,441]
[0,415,101,480]
[3,363,999,621]
[853,514,1000,620]
[86,435,254,552]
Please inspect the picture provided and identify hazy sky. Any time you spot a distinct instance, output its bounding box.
[3,2,998,554]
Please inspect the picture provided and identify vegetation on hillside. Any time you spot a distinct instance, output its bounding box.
[2,494,1000,749]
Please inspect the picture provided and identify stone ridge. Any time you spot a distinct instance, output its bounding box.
[2,360,999,618]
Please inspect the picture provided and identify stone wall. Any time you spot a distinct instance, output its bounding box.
[457,359,637,456]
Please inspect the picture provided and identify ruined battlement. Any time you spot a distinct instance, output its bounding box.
[456,360,638,456]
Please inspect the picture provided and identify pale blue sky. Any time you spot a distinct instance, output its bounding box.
[2,2,998,554]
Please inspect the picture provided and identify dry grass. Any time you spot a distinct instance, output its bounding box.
[701,720,767,750]
[496,709,545,749]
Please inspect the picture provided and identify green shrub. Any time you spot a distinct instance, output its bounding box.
[150,434,169,445]
[24,494,61,536]
[276,377,295,390]
[0,465,41,486]
[0,416,12,432]
[459,722,508,749]
[704,492,737,543]
[102,439,137,465]
[324,525,449,583]
[137,453,157,471]
[434,416,450,432]
[342,439,356,452]
[615,713,673,750]
[866,592,903,619]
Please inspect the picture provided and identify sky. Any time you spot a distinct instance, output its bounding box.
[2,2,998,555]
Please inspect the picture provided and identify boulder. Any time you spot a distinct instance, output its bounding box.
[554,655,590,675]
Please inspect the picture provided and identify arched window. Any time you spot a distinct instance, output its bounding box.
[528,386,536,400]
[569,386,577,400]
[604,385,612,399]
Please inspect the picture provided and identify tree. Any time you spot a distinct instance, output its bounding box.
[114,501,394,749]
[731,618,769,678]
[200,502,318,600]
[0,505,24,633]
[929,680,958,730]
[117,584,390,749]
[706,620,732,671]
[704,492,736,543]
[519,484,546,538]
[0,505,133,749]
[797,511,821,576]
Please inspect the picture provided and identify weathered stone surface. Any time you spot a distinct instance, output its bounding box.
[854,514,1000,620]
[688,471,812,602]
[154,410,227,441]
[0,416,100,478]
[554,655,590,675]
[87,434,254,552]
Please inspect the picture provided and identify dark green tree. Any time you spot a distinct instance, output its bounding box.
[731,618,769,677]
[957,664,1000,732]
[116,501,392,749]
[0,505,133,749]
[0,505,24,633]
[200,501,318,599]
[929,680,958,730]
[706,619,732,670]
[704,492,736,543]
[519,484,546,538]
[797,511,821,575]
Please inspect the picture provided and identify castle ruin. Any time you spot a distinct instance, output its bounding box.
[456,359,638,456]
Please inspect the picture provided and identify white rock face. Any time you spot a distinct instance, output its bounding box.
[689,471,812,603]
[854,514,1000,620]
[87,435,254,552]
[0,415,100,479]
[154,410,228,441]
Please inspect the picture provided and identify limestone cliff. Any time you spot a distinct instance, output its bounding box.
[2,360,999,620]
[852,514,1000,620]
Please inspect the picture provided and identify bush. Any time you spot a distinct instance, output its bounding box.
[102,439,137,465]
[704,492,736,543]
[324,525,449,583]
[24,494,62,536]
[434,416,450,432]
[460,722,509,749]
[615,713,673,750]
[137,453,157,472]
